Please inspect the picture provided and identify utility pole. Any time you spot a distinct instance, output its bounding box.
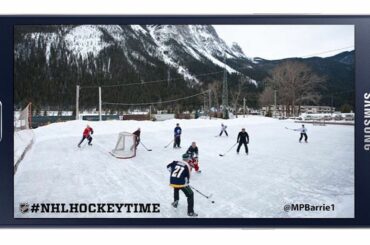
[331,94,334,115]
[243,97,246,118]
[208,89,212,119]
[76,85,80,120]
[222,55,228,119]
[167,69,171,87]
[99,86,102,121]
[203,92,206,114]
[274,89,277,118]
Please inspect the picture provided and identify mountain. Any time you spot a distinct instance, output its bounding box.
[14,25,354,112]
[327,51,354,65]
[15,25,252,81]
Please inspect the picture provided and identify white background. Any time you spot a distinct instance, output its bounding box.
[1,0,370,244]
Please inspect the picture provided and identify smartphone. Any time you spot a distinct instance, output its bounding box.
[0,15,369,227]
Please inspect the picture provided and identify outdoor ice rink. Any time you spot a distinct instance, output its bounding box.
[14,116,354,218]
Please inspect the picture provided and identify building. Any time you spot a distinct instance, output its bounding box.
[261,105,335,117]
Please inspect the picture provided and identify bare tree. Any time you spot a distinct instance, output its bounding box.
[264,61,326,116]
[230,76,248,117]
[259,86,274,106]
[208,81,221,110]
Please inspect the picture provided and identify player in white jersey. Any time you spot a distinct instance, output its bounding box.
[294,124,308,143]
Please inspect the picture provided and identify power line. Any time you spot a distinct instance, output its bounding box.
[301,46,354,58]
[102,90,210,106]
[79,45,354,89]
[80,71,224,89]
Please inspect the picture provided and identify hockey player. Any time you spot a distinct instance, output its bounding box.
[78,125,94,147]
[132,128,141,149]
[167,154,198,217]
[186,142,201,173]
[173,123,182,148]
[219,123,228,136]
[236,128,249,155]
[294,124,308,143]
[186,141,198,157]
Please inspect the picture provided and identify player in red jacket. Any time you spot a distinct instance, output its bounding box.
[186,142,201,173]
[78,125,94,147]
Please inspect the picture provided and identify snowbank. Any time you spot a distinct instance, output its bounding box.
[14,129,34,172]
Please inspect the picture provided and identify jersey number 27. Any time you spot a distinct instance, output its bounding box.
[172,166,185,178]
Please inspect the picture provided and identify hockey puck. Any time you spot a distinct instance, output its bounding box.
[211,201,215,204]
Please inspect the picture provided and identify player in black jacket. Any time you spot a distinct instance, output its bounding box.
[237,128,249,155]
[167,154,198,217]
[132,128,141,149]
[186,142,198,158]
[186,142,201,172]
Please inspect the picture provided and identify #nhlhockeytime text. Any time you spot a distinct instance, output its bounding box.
[364,93,370,151]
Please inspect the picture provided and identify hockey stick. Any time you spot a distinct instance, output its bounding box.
[140,141,152,151]
[94,143,116,157]
[189,185,214,203]
[164,139,174,148]
[219,142,238,157]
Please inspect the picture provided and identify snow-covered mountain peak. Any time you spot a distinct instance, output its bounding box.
[230,42,245,57]
[64,25,109,59]
[15,24,255,83]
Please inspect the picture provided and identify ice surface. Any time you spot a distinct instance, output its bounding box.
[14,116,354,218]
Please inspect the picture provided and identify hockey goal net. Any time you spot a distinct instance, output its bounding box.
[111,132,137,159]
[14,102,32,131]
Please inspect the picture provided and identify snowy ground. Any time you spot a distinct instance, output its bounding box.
[14,116,354,218]
[14,129,34,167]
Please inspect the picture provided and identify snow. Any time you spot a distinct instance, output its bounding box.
[131,25,148,35]
[252,57,264,64]
[20,32,59,63]
[64,25,110,59]
[14,130,34,167]
[14,116,354,218]
[99,25,124,42]
[146,24,243,80]
[248,78,258,86]
[147,26,201,83]
[19,25,253,84]
[184,45,202,61]
[197,49,238,73]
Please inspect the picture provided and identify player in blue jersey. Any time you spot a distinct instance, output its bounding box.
[166,153,198,217]
[173,123,182,148]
